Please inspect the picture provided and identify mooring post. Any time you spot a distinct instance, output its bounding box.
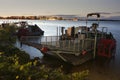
[74,39,75,52]
[69,40,70,49]
[82,39,84,50]
[56,27,58,46]
[46,36,47,46]
[51,36,52,46]
[59,27,60,37]
[78,38,79,52]
[63,40,65,50]
[93,32,97,59]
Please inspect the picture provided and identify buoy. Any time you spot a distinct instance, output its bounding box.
[41,47,48,53]
[82,50,87,55]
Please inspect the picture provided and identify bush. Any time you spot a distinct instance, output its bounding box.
[0,24,16,45]
[0,45,89,80]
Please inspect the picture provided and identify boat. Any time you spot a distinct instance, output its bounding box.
[16,21,44,39]
[40,13,116,65]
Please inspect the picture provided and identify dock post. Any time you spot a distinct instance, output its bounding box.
[46,36,47,46]
[69,40,70,49]
[51,36,52,46]
[74,39,76,52]
[82,39,84,50]
[56,27,58,47]
[56,36,57,47]
[63,39,65,50]
[93,32,97,59]
[59,27,60,37]
[78,39,79,52]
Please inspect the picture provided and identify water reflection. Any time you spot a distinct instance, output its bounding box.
[14,39,43,59]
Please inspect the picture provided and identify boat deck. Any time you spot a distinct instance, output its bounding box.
[21,41,94,65]
[45,49,93,66]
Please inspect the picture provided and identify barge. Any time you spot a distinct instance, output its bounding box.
[33,13,116,65]
[40,13,116,65]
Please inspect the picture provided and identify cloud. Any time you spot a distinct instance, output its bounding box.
[94,12,112,15]
[107,16,120,20]
[92,12,120,15]
[113,12,120,14]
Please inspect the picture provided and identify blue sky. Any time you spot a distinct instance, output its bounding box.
[0,0,120,19]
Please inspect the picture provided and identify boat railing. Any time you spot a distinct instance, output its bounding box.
[40,36,95,55]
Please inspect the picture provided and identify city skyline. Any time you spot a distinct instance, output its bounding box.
[0,0,120,19]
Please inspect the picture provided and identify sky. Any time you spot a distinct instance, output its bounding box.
[0,0,120,19]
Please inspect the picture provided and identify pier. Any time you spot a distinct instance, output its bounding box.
[20,35,96,65]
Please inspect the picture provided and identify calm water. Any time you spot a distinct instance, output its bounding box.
[1,19,120,80]
[14,39,43,59]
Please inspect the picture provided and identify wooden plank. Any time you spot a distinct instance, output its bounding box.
[55,53,67,62]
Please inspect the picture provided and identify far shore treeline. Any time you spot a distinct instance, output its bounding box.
[0,15,120,21]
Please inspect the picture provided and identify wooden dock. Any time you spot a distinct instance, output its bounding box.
[21,37,94,66]
[44,50,93,66]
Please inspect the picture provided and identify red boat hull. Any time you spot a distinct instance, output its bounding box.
[97,38,116,58]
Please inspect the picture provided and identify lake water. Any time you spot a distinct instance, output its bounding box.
[14,39,43,59]
[0,19,120,80]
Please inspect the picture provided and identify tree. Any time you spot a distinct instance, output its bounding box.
[0,24,17,45]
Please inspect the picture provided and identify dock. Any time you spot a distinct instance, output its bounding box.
[20,35,95,66]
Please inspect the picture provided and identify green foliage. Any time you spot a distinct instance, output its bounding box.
[0,24,17,45]
[0,45,89,80]
[71,70,89,80]
[0,46,30,64]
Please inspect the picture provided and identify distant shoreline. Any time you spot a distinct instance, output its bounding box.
[0,19,120,21]
[0,16,120,21]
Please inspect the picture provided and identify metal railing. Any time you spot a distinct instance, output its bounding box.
[20,35,95,56]
[41,36,95,55]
